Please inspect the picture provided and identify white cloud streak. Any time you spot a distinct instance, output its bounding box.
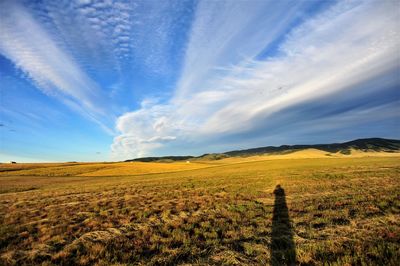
[175,0,309,97]
[0,0,196,141]
[0,0,117,132]
[112,0,400,159]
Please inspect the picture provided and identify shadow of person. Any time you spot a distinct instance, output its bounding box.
[270,185,296,265]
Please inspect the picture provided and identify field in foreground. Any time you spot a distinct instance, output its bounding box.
[0,155,399,265]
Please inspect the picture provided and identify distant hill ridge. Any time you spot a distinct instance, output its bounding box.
[125,138,400,162]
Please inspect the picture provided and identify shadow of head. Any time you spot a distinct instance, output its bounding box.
[273,184,285,196]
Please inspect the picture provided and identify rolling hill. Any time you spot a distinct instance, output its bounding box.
[127,138,400,162]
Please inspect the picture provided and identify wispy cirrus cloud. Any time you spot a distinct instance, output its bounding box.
[1,0,198,162]
[0,0,115,131]
[0,0,190,132]
[175,0,312,97]
[112,0,400,159]
[0,0,398,161]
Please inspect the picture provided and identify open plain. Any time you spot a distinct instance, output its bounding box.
[0,152,399,265]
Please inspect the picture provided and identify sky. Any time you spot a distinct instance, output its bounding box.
[0,0,399,162]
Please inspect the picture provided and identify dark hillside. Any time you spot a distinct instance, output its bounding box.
[127,138,400,161]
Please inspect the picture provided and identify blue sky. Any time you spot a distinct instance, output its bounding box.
[0,0,399,162]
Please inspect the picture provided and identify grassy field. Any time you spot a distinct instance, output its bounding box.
[0,154,399,265]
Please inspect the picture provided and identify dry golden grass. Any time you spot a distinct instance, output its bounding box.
[0,154,399,265]
[193,149,400,164]
[2,149,397,177]
[0,162,114,177]
[79,161,210,177]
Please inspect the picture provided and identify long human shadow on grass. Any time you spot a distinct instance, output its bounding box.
[270,185,296,265]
